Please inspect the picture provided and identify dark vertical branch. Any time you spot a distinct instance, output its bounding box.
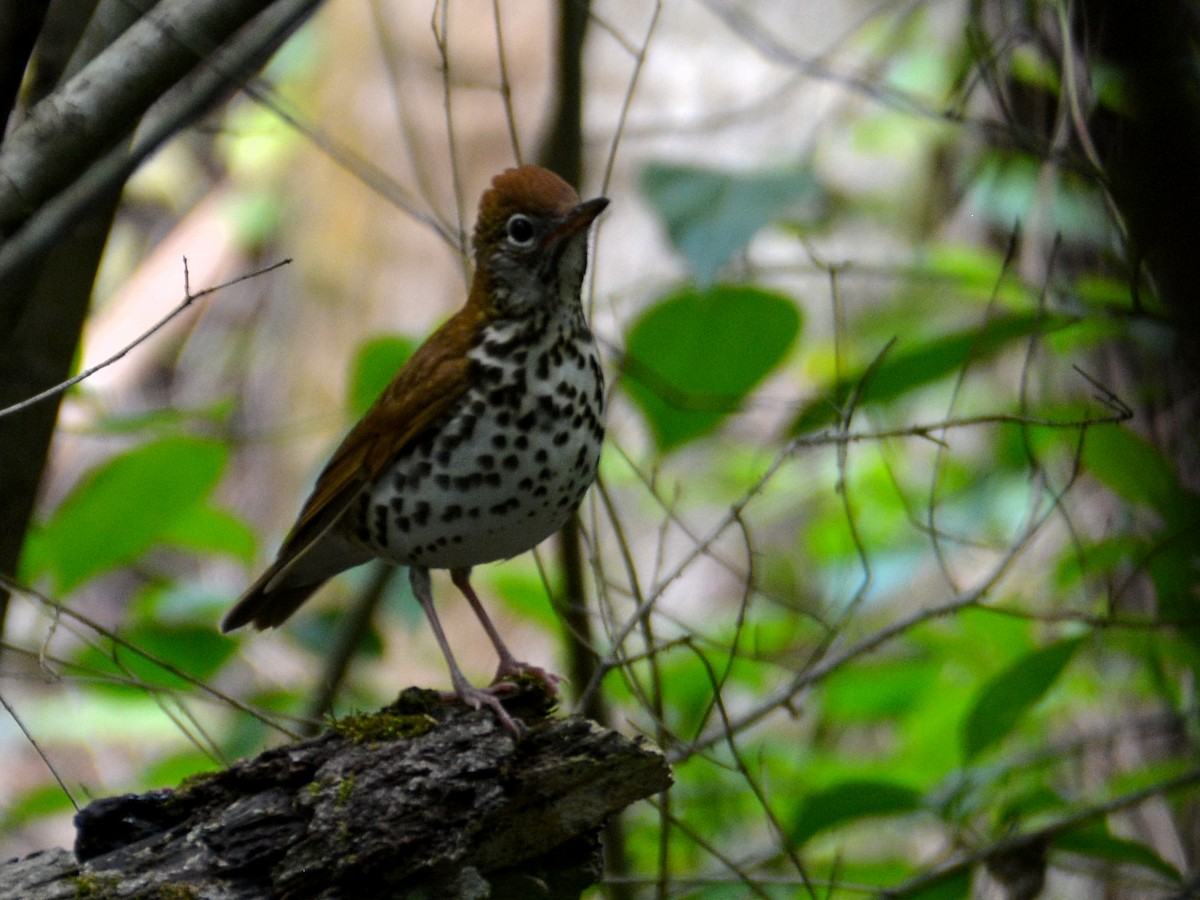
[0,0,323,649]
[1079,0,1200,381]
[1073,0,1200,864]
[537,3,634,896]
[0,0,51,131]
[537,0,605,726]
[0,0,112,651]
[536,0,589,185]
[301,563,396,734]
[538,0,604,722]
[0,198,120,650]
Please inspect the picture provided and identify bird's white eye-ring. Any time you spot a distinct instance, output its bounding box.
[505,213,536,246]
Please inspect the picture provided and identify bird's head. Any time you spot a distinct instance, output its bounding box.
[471,166,608,318]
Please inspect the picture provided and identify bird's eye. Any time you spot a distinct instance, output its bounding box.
[505,214,536,246]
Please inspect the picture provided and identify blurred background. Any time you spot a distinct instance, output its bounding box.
[2,1,1198,897]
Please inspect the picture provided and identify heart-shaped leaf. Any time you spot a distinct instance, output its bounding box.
[641,162,821,284]
[622,284,801,452]
[24,437,227,594]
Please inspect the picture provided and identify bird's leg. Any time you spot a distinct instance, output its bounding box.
[450,567,562,694]
[408,566,521,736]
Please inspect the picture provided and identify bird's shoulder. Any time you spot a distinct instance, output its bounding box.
[287,304,488,541]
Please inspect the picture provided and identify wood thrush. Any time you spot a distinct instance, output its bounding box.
[222,166,608,734]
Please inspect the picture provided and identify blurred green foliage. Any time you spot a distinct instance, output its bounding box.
[5,6,1199,898]
[21,437,245,594]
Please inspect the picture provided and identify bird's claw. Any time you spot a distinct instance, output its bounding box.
[493,660,563,696]
[436,659,562,736]
[439,683,525,736]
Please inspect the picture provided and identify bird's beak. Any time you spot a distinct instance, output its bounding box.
[544,196,609,248]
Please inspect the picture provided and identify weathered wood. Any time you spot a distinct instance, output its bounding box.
[0,689,672,899]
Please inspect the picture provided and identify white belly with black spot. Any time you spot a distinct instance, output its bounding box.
[354,319,604,570]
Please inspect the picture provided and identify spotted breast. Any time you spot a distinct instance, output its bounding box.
[353,304,605,569]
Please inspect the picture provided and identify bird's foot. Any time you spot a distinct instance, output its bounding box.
[439,682,524,737]
[493,659,562,696]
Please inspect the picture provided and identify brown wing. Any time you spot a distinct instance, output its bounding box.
[281,304,484,557]
[221,306,484,632]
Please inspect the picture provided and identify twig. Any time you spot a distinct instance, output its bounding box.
[670,480,1058,764]
[238,76,458,250]
[692,647,817,897]
[927,229,1020,595]
[644,796,776,900]
[599,1,663,193]
[367,0,457,252]
[882,766,1200,898]
[0,690,79,811]
[491,0,522,164]
[0,573,300,739]
[0,257,290,420]
[431,0,467,255]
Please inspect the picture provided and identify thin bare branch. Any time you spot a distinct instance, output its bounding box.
[0,258,290,420]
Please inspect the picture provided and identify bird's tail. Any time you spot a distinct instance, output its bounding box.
[222,490,373,632]
[221,561,326,632]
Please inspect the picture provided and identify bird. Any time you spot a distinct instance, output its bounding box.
[222,165,608,735]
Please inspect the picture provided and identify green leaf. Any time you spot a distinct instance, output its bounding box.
[822,655,939,721]
[919,244,1025,304]
[348,334,416,417]
[998,786,1069,827]
[790,313,1063,434]
[1148,538,1200,649]
[129,580,231,624]
[961,637,1083,761]
[791,779,922,846]
[74,622,237,693]
[622,284,801,451]
[640,162,821,284]
[1082,425,1200,528]
[1055,821,1181,881]
[1074,272,1137,310]
[965,154,1111,243]
[1010,45,1061,94]
[902,869,973,900]
[160,504,257,564]
[2,783,76,829]
[134,622,236,684]
[25,437,227,593]
[143,752,223,792]
[224,190,283,246]
[1078,428,1200,644]
[491,566,559,630]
